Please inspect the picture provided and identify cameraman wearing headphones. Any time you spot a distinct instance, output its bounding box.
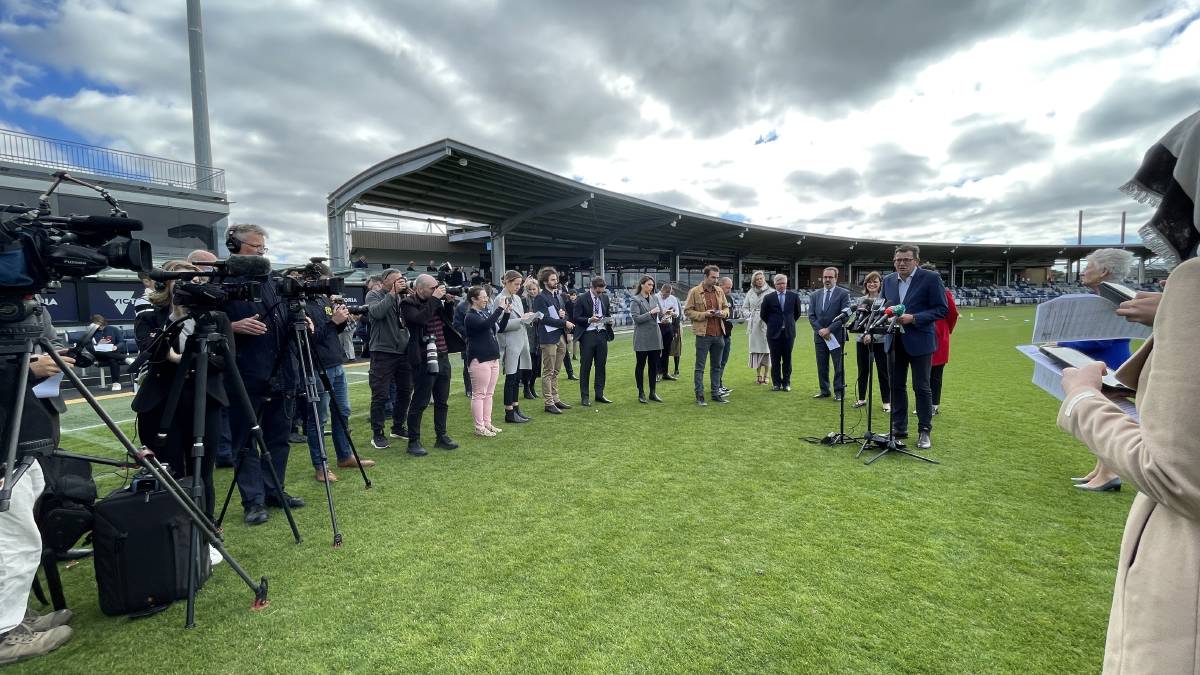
[0,307,75,664]
[223,224,303,526]
[304,263,374,482]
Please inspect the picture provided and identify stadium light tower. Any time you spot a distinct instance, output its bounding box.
[187,0,214,189]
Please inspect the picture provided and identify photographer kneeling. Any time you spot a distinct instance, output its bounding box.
[304,263,374,482]
[401,274,465,455]
[131,261,229,521]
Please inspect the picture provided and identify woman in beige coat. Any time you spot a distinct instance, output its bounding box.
[1058,109,1200,673]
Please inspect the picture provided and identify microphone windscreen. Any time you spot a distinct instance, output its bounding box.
[65,215,145,232]
[221,254,272,277]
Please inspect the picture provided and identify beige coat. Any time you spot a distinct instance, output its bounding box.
[1057,256,1200,674]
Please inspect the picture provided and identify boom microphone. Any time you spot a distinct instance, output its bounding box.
[210,254,272,277]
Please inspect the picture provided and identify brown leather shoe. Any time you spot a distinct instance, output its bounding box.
[337,457,376,469]
[315,468,338,482]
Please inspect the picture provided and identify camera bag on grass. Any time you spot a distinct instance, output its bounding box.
[92,474,211,616]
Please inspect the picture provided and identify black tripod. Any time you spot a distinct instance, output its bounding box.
[855,316,938,465]
[151,309,300,625]
[285,297,374,547]
[0,303,270,616]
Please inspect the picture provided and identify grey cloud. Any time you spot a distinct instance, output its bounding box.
[863,144,936,196]
[947,121,1055,174]
[876,195,984,225]
[785,168,862,201]
[706,183,758,207]
[1074,76,1200,144]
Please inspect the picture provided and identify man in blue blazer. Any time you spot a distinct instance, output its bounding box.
[881,244,948,450]
[758,273,802,390]
[807,266,851,400]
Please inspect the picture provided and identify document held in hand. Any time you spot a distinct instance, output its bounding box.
[1016,344,1138,421]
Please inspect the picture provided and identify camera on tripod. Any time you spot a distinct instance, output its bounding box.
[277,257,345,299]
[146,255,272,312]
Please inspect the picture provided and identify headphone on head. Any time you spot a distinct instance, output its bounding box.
[224,226,242,255]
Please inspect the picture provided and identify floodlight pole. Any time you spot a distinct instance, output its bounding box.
[187,0,214,190]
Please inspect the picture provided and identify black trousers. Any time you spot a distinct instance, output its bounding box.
[767,335,795,387]
[503,372,521,407]
[930,364,945,406]
[888,339,934,434]
[95,352,123,384]
[657,322,674,375]
[136,395,219,520]
[634,350,657,395]
[408,353,451,443]
[369,351,413,435]
[813,331,845,395]
[578,331,608,398]
[855,340,890,403]
[231,387,292,510]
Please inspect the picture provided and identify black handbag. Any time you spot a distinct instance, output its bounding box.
[92,475,210,616]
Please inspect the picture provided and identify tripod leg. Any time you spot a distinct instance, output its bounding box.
[295,325,342,547]
[330,396,371,489]
[185,336,213,629]
[222,360,302,544]
[38,338,269,606]
[216,401,262,530]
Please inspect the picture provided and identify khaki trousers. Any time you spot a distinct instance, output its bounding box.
[541,337,567,405]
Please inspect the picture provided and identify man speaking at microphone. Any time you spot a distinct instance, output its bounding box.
[881,244,948,450]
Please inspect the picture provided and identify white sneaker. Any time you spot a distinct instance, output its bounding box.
[110,383,122,391]
[209,545,223,566]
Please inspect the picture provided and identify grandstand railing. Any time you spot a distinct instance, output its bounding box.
[0,127,226,194]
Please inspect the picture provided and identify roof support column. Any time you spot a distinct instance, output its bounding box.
[792,261,801,288]
[671,252,682,282]
[847,261,854,286]
[593,247,606,284]
[1138,257,1145,284]
[736,255,745,290]
[1006,259,1012,287]
[327,204,349,269]
[950,259,956,288]
[490,233,506,281]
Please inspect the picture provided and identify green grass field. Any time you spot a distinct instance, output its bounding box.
[15,304,1129,673]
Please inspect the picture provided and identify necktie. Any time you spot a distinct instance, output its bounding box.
[822,289,828,311]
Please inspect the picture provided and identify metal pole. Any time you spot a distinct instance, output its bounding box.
[1120,211,1126,244]
[187,0,214,190]
[1077,209,1083,245]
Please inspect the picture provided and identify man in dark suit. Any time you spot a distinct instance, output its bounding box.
[758,273,802,391]
[807,266,851,400]
[570,276,615,406]
[882,244,948,450]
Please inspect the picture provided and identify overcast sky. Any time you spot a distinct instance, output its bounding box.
[2,0,1199,262]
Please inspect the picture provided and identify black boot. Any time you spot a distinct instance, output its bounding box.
[505,408,530,424]
[649,389,663,403]
[638,391,648,404]
[515,405,532,421]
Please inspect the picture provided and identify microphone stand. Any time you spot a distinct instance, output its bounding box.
[860,316,939,465]
[819,308,855,446]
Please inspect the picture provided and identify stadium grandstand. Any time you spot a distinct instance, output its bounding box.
[327,138,1165,324]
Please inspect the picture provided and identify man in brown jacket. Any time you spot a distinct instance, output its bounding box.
[684,264,730,406]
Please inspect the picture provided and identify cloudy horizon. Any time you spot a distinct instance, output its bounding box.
[2,0,1198,262]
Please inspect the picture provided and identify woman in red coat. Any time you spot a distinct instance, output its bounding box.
[924,264,959,415]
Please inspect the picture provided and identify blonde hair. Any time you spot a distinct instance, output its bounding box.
[148,260,199,307]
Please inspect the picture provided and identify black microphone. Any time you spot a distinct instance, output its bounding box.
[831,305,856,324]
[210,254,272,277]
[866,304,905,331]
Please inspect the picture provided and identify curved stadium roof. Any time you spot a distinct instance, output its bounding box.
[327,139,1148,270]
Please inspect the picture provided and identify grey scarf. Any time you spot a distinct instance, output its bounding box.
[1121,109,1200,266]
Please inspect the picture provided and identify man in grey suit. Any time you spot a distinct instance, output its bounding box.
[808,266,850,401]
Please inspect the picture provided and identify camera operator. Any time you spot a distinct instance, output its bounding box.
[130,261,229,521]
[223,224,303,526]
[0,306,75,665]
[401,274,465,455]
[304,264,375,482]
[366,268,413,450]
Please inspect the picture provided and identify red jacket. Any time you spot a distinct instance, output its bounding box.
[931,290,958,366]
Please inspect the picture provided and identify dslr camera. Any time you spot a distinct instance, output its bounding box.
[277,257,345,299]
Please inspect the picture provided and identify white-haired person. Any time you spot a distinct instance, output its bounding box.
[1060,247,1136,492]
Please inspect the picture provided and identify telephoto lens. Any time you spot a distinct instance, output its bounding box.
[424,334,439,374]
